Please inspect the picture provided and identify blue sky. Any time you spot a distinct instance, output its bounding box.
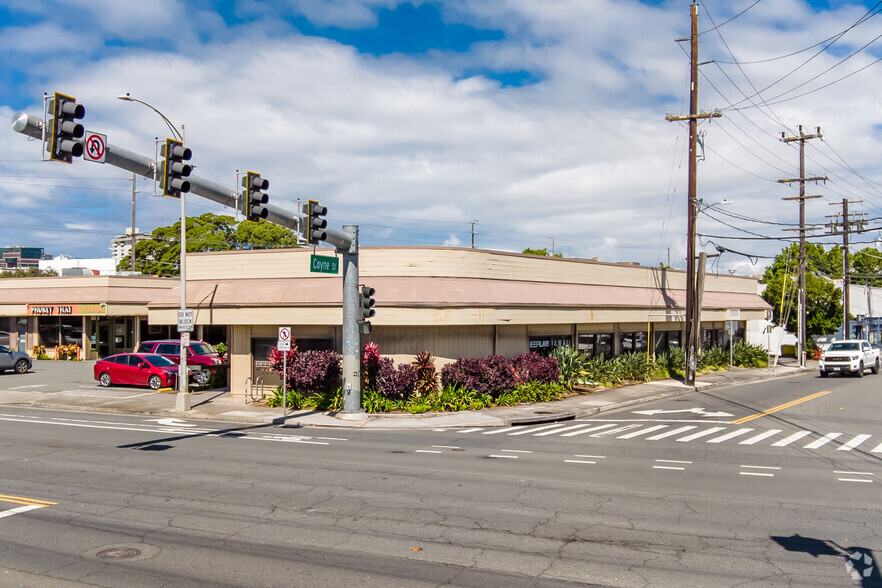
[2,0,882,274]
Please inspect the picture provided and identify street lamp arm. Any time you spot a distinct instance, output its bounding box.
[117,94,182,141]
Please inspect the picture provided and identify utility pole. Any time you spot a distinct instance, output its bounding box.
[826,198,867,339]
[471,220,478,249]
[779,125,826,367]
[665,2,721,387]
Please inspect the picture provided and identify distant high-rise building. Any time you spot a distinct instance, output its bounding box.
[110,228,150,267]
[0,246,50,269]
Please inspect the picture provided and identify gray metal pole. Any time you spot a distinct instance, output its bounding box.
[340,225,363,415]
[130,173,137,273]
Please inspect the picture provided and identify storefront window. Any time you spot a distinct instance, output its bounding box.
[578,333,613,358]
[619,331,648,354]
[37,317,83,347]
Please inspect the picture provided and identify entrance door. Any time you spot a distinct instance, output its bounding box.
[17,322,26,353]
[97,321,110,358]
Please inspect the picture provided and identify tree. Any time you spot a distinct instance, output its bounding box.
[761,243,842,338]
[522,247,563,258]
[118,213,300,276]
[0,267,58,278]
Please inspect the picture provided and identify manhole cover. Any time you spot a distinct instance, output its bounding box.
[96,547,141,560]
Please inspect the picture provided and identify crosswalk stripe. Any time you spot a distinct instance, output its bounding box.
[739,429,783,445]
[804,432,842,449]
[836,434,872,451]
[559,423,621,437]
[707,428,754,443]
[872,443,882,453]
[771,431,812,447]
[590,424,643,438]
[507,424,573,436]
[677,427,727,442]
[617,425,669,439]
[483,426,525,435]
[646,425,697,440]
[534,423,602,436]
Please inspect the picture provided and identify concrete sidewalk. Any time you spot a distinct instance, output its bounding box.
[0,360,810,429]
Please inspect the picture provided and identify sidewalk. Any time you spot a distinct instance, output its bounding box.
[0,360,810,429]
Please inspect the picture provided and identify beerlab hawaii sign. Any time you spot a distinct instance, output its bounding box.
[310,254,339,275]
[28,303,106,316]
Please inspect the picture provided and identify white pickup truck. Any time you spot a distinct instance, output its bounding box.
[818,339,880,377]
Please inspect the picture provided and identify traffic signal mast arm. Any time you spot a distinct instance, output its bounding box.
[12,111,352,250]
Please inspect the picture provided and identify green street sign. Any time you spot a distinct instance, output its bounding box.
[310,254,339,274]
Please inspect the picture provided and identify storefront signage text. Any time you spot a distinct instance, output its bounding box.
[27,304,106,316]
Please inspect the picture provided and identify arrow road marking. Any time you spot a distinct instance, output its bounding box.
[632,408,734,417]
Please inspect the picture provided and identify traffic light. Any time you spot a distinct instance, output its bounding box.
[49,92,85,163]
[304,200,328,245]
[360,285,376,320]
[162,138,192,198]
[243,171,269,222]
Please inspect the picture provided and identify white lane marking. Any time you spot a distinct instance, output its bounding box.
[617,425,668,439]
[632,408,734,417]
[575,455,606,459]
[249,436,329,445]
[0,504,45,519]
[676,427,727,442]
[653,466,685,470]
[741,465,781,470]
[804,432,843,449]
[565,460,597,464]
[872,442,882,453]
[740,472,775,477]
[9,384,46,389]
[560,423,622,437]
[738,429,783,445]
[483,427,525,435]
[836,434,872,452]
[432,445,459,449]
[834,471,874,475]
[153,418,198,427]
[591,424,643,437]
[415,450,442,454]
[838,478,873,483]
[315,437,348,442]
[771,431,812,447]
[502,449,532,454]
[508,424,574,436]
[655,459,692,464]
[488,454,518,459]
[533,423,598,436]
[456,428,484,433]
[707,428,754,443]
[646,426,697,440]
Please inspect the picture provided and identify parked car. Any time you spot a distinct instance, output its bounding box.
[818,339,880,377]
[0,344,31,374]
[135,340,226,385]
[94,353,180,390]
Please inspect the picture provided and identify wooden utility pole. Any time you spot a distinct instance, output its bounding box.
[779,125,825,366]
[826,199,867,339]
[666,2,721,386]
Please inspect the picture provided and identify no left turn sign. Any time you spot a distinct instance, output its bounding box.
[83,131,106,163]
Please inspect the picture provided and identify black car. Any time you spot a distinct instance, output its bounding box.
[0,344,32,374]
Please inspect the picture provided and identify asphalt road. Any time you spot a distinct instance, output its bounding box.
[0,370,879,586]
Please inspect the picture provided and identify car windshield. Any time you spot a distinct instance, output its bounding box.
[141,354,176,367]
[828,342,858,351]
[190,343,216,355]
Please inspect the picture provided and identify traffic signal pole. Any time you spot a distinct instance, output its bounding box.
[339,225,364,416]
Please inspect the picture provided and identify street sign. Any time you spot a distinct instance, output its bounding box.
[180,332,190,347]
[177,309,194,333]
[83,131,106,163]
[310,254,339,274]
[278,326,291,351]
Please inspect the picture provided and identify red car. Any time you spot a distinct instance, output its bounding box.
[136,340,225,385]
[94,353,179,390]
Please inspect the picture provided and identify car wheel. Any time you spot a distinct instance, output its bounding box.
[14,359,29,374]
[148,375,163,390]
[194,369,211,385]
[819,370,828,378]
[98,372,112,387]
[872,359,880,375]
[856,362,864,377]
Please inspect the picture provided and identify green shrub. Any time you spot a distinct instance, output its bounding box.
[512,381,567,403]
[614,351,656,382]
[265,387,305,409]
[550,346,586,390]
[732,341,768,368]
[582,355,620,386]
[656,347,686,376]
[697,346,728,371]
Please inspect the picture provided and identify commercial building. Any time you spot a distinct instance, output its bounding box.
[0,247,771,394]
[1,246,49,270]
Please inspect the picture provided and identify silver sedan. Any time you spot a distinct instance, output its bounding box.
[0,344,32,374]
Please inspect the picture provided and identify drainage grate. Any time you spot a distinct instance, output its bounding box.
[96,547,141,560]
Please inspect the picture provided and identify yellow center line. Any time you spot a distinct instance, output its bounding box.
[0,493,58,507]
[731,390,832,425]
